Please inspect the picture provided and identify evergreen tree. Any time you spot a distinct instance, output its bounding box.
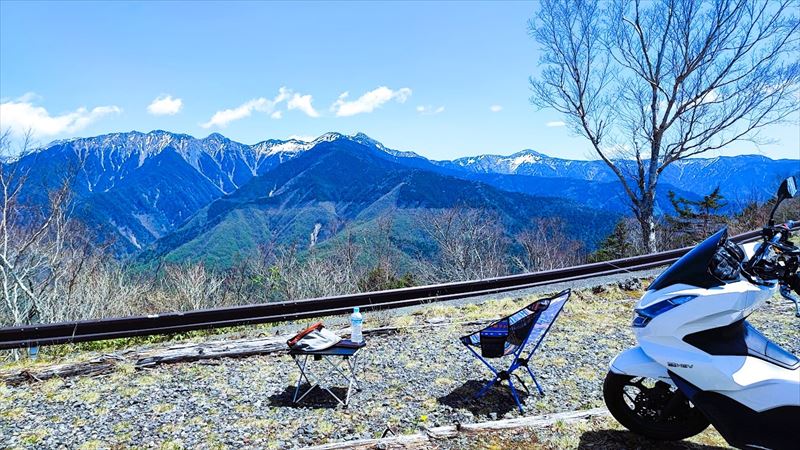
[667,187,728,244]
[589,220,634,262]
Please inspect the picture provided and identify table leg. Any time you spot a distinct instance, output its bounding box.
[292,355,317,403]
[350,354,362,391]
[291,352,363,407]
[315,357,348,406]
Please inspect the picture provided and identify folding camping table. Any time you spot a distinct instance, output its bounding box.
[289,341,365,407]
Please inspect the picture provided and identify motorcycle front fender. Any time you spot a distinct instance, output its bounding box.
[610,346,672,382]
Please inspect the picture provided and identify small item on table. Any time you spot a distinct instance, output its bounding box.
[350,307,363,343]
[287,321,341,352]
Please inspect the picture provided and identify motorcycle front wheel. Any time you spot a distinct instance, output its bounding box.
[603,372,710,441]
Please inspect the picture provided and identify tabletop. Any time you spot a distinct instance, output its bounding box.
[289,339,366,357]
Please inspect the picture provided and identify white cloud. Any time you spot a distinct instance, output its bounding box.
[489,105,503,113]
[416,105,445,115]
[273,87,292,104]
[331,86,412,117]
[271,86,321,117]
[202,87,317,128]
[201,98,270,128]
[0,95,122,137]
[147,95,183,115]
[287,93,319,118]
[546,121,566,127]
[14,92,41,103]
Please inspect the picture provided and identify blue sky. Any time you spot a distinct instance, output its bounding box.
[1,1,798,160]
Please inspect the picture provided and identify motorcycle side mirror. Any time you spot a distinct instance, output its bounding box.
[768,176,798,225]
[777,176,798,199]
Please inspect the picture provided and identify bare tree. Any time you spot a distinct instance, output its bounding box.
[163,262,225,311]
[0,130,94,327]
[52,259,150,322]
[421,208,510,281]
[339,229,361,286]
[361,214,395,288]
[0,130,149,359]
[514,217,585,272]
[269,244,351,300]
[530,0,800,252]
[729,197,800,234]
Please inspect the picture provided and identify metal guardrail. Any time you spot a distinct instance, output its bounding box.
[0,229,767,349]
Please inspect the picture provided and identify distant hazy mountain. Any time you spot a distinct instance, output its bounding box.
[8,129,796,260]
[437,149,799,204]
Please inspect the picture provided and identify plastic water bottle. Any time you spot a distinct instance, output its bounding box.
[350,307,363,343]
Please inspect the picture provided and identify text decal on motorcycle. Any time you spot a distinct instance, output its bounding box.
[667,362,693,369]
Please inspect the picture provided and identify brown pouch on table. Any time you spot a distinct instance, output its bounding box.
[287,322,324,347]
[287,322,342,351]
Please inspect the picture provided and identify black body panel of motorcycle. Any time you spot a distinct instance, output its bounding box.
[669,371,797,450]
[649,228,728,291]
[684,319,800,370]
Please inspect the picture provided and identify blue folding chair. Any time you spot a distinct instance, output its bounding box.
[460,289,571,413]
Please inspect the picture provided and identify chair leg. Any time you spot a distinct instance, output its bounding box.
[474,376,499,400]
[525,365,545,396]
[507,376,524,413]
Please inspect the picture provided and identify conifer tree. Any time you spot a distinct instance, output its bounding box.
[589,220,634,262]
[667,187,727,244]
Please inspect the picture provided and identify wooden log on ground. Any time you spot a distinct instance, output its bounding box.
[302,408,610,450]
[135,335,290,367]
[0,357,119,385]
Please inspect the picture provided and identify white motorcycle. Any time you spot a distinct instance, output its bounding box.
[604,176,800,450]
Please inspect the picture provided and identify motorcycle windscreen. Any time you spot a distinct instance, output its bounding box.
[649,227,728,291]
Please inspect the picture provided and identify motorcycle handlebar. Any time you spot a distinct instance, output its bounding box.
[746,224,795,279]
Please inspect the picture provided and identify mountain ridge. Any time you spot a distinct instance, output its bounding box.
[37,129,797,171]
[8,129,797,258]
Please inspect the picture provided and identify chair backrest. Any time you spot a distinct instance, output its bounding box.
[461,289,571,358]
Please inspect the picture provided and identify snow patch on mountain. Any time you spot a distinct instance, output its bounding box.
[252,139,314,156]
[507,153,542,171]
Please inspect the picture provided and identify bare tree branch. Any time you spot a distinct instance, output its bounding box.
[530,0,800,251]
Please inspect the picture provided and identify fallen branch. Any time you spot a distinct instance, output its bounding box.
[0,357,118,385]
[303,407,610,449]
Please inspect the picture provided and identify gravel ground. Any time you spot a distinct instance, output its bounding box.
[1,280,798,450]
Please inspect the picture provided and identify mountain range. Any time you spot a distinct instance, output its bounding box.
[5,130,798,266]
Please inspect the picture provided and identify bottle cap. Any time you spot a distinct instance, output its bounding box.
[354,307,360,313]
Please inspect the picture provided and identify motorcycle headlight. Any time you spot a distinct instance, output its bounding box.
[632,295,696,328]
